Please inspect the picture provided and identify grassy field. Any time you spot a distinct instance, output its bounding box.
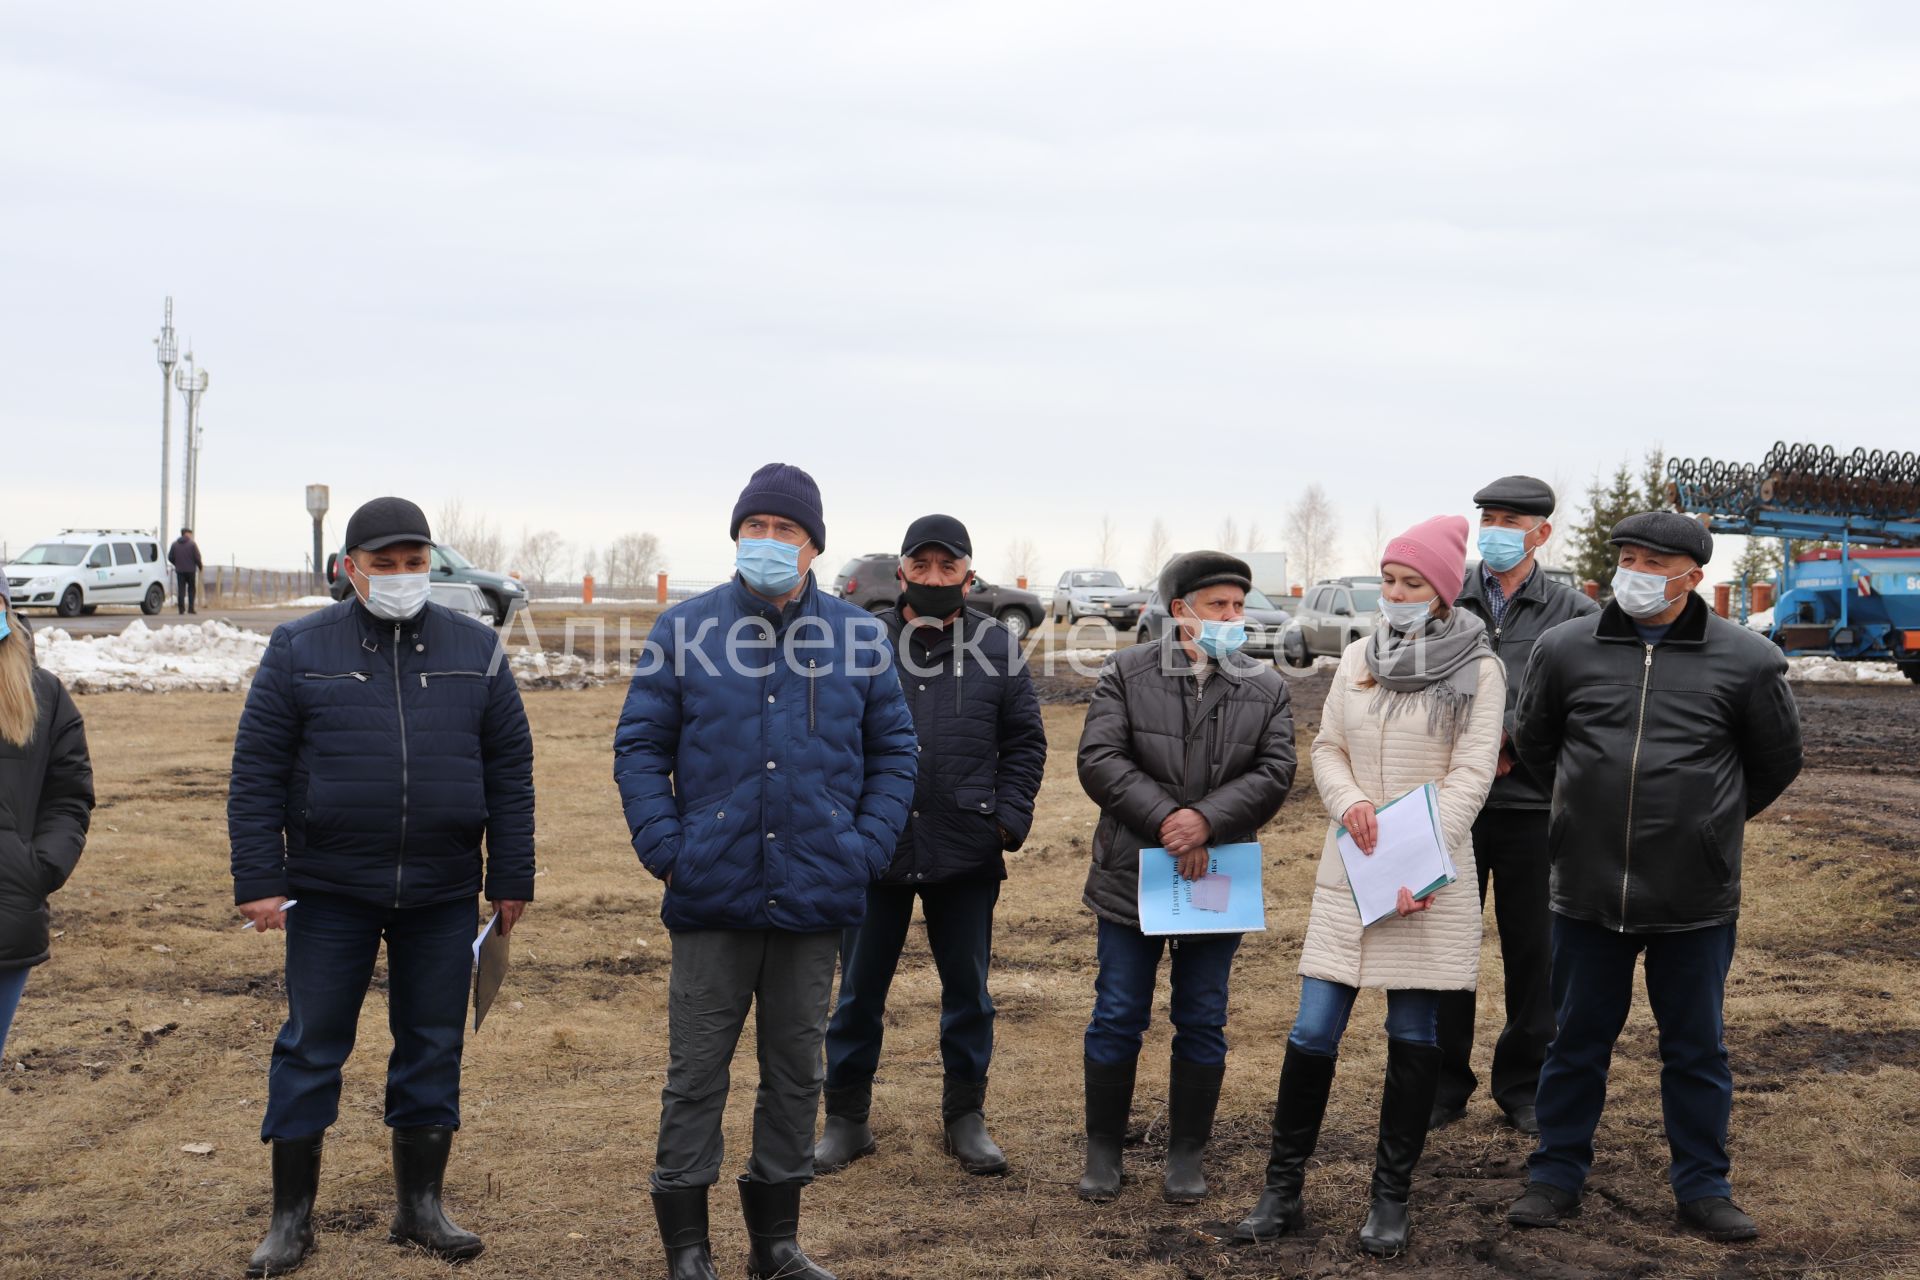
[1,680,1916,1279]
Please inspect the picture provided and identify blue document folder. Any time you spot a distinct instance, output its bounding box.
[1136,842,1268,936]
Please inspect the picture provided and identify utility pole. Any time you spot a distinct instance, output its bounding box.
[306,486,330,592]
[155,299,178,541]
[175,351,209,531]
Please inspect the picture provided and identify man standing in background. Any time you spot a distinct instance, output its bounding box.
[169,526,202,614]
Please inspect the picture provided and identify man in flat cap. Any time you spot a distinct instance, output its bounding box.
[1074,551,1297,1205]
[615,462,917,1280]
[815,514,1047,1178]
[230,496,535,1274]
[1432,476,1597,1135]
[1505,512,1802,1243]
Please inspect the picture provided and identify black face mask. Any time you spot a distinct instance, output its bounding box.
[900,578,966,620]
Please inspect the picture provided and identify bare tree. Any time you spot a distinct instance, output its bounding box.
[1285,483,1340,587]
[1093,514,1121,569]
[436,498,507,571]
[1005,537,1039,582]
[604,532,664,589]
[1370,505,1390,561]
[1139,518,1172,584]
[514,528,568,586]
[1246,520,1266,552]
[1215,516,1241,552]
[579,545,598,584]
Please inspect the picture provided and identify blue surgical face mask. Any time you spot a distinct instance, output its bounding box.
[1194,618,1247,659]
[1477,525,1533,573]
[1380,597,1435,632]
[736,537,805,596]
[0,608,11,645]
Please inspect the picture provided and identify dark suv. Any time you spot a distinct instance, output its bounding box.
[832,552,1046,641]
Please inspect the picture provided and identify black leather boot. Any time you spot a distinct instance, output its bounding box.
[738,1177,837,1280]
[1076,1055,1136,1202]
[246,1134,323,1277]
[942,1076,1009,1176]
[814,1080,877,1173]
[1234,1045,1336,1242]
[389,1126,484,1261]
[1162,1058,1225,1204]
[1358,1038,1441,1258]
[651,1186,720,1280]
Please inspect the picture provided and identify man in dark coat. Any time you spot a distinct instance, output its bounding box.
[1505,513,1803,1244]
[815,514,1047,1178]
[615,463,917,1280]
[1433,476,1598,1135]
[228,496,535,1277]
[169,526,202,614]
[1075,550,1297,1206]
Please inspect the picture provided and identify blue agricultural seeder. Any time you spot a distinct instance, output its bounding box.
[1668,442,1920,684]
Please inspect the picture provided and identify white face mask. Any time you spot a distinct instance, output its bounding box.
[1379,597,1435,632]
[357,567,431,621]
[1612,566,1690,619]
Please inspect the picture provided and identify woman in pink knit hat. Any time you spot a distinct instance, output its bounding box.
[1232,515,1503,1258]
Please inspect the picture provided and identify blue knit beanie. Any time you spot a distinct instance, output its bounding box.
[730,463,826,552]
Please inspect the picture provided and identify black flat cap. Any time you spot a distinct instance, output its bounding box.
[1473,475,1557,517]
[344,496,435,553]
[1159,550,1252,603]
[1609,511,1712,565]
[901,513,971,558]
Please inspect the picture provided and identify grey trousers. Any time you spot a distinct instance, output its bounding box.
[651,928,841,1191]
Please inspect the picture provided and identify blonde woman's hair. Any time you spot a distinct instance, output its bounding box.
[0,606,37,748]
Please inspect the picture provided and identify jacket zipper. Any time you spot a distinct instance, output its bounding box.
[808,658,817,733]
[418,670,484,687]
[1619,643,1654,930]
[305,672,369,682]
[392,623,410,907]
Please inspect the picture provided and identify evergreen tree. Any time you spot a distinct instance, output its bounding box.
[1567,460,1641,590]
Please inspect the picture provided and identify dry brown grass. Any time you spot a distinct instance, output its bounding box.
[1,687,1916,1279]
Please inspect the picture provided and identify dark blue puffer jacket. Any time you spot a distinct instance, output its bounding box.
[228,598,537,908]
[613,575,918,932]
[878,606,1047,884]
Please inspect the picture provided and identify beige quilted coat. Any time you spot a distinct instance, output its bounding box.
[1297,636,1505,990]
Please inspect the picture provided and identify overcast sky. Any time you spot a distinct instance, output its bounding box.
[4,1,1916,585]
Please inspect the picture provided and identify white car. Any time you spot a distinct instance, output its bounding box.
[5,528,168,617]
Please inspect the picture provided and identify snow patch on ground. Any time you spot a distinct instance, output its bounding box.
[1746,608,1773,632]
[1787,656,1909,685]
[35,620,271,692]
[274,595,335,608]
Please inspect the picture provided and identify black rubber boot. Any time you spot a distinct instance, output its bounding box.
[246,1134,323,1277]
[651,1186,720,1280]
[1076,1055,1136,1202]
[1234,1045,1336,1242]
[814,1080,877,1173]
[1358,1039,1442,1258]
[1162,1058,1226,1204]
[389,1126,484,1261]
[738,1177,837,1280]
[942,1077,1009,1176]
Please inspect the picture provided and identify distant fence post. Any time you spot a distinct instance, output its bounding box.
[583,574,595,605]
[657,572,669,605]
[1016,575,1027,589]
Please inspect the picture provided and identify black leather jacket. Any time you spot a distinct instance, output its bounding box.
[1454,564,1599,809]
[1513,595,1803,933]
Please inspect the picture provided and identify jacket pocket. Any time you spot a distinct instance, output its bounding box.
[1699,820,1732,885]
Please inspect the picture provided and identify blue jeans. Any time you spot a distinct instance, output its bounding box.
[0,967,27,1062]
[1529,913,1738,1203]
[1288,976,1441,1057]
[1085,918,1242,1067]
[827,879,1000,1087]
[262,892,477,1141]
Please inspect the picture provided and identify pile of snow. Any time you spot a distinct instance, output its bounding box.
[35,620,271,693]
[508,649,597,690]
[1787,656,1908,685]
[1745,608,1774,633]
[274,595,335,608]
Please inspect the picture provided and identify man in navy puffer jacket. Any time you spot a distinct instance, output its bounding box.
[616,463,915,1280]
[229,497,534,1277]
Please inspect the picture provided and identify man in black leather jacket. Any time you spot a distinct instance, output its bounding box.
[1434,475,1598,1136]
[1504,512,1802,1244]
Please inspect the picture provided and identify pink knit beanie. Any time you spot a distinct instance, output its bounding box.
[1381,515,1469,594]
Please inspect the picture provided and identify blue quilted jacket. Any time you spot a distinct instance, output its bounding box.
[614,574,918,932]
[227,598,537,908]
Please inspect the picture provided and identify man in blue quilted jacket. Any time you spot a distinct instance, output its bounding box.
[815,514,1047,1179]
[228,496,535,1278]
[616,463,917,1280]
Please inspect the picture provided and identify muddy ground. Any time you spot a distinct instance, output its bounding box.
[0,676,1915,1279]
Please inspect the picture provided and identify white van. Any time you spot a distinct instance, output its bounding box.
[5,529,169,617]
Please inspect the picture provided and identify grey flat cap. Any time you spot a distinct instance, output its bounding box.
[1609,511,1712,565]
[1159,550,1253,602]
[1473,475,1557,517]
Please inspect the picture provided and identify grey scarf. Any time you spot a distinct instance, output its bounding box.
[1363,606,1492,743]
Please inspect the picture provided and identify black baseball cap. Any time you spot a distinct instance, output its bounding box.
[344,497,435,553]
[900,513,971,558]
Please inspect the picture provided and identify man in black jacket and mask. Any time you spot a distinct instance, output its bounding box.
[815,514,1047,1177]
[1505,512,1802,1244]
